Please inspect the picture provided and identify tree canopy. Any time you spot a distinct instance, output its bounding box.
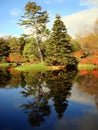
[18,1,49,62]
[45,14,73,65]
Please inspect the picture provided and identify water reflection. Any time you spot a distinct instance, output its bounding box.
[0,68,25,89]
[74,70,98,108]
[78,70,98,94]
[20,70,77,127]
[45,70,76,119]
[0,69,10,88]
[1,68,98,130]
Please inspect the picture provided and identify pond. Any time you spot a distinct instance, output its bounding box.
[0,68,98,130]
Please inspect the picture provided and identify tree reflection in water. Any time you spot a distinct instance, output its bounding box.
[21,98,50,127]
[1,68,98,129]
[0,69,11,88]
[20,69,77,126]
[46,70,77,119]
[0,68,26,89]
[0,68,77,127]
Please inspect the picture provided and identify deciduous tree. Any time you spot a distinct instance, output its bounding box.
[0,38,9,62]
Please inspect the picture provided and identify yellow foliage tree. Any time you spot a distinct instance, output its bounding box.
[75,19,98,55]
[79,33,98,54]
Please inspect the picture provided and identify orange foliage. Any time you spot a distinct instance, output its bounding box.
[91,57,98,64]
[9,53,23,63]
[79,70,89,76]
[80,53,98,65]
[6,56,11,61]
[73,50,84,58]
[80,58,90,64]
[79,70,98,79]
[91,70,98,79]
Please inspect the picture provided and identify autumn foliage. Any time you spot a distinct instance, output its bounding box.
[91,70,98,79]
[79,70,89,76]
[80,54,98,65]
[6,53,23,63]
[77,31,98,55]
[6,56,11,62]
[73,50,84,58]
[79,69,98,79]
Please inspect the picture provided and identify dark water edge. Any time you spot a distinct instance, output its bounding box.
[0,68,98,130]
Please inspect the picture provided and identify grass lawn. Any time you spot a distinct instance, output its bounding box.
[0,63,10,68]
[14,62,65,72]
[1,62,97,72]
[78,63,98,70]
[0,63,17,68]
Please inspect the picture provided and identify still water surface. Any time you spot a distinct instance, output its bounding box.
[0,69,98,130]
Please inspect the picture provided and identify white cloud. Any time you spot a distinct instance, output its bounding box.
[0,33,15,38]
[62,8,98,37]
[10,8,22,16]
[80,0,98,7]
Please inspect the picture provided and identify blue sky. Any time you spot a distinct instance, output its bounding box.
[0,0,98,37]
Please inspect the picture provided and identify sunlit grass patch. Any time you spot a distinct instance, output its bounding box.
[14,62,65,72]
[0,63,16,68]
[15,62,47,72]
[0,63,10,68]
[78,63,97,70]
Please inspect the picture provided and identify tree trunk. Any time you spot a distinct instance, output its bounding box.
[35,37,44,62]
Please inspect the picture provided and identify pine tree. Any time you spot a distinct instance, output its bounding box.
[46,14,73,65]
[18,1,49,62]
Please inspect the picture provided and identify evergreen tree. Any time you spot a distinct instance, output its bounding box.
[46,14,73,65]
